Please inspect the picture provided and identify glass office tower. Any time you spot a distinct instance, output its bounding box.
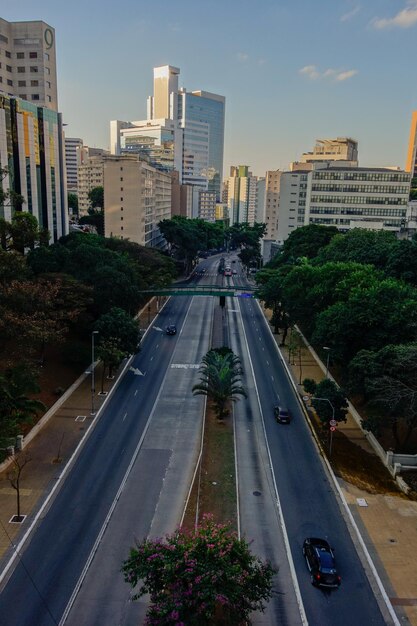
[177,90,225,200]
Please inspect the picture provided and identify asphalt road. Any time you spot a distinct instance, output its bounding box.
[0,293,210,626]
[0,254,392,625]
[231,268,389,626]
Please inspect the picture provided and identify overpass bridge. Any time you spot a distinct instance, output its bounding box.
[139,284,257,298]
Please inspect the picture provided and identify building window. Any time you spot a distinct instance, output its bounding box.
[120,167,123,171]
[44,52,49,61]
[45,67,50,74]
[120,177,123,181]
[120,187,123,191]
[17,66,25,73]
[31,94,40,100]
[47,95,51,102]
[30,80,39,86]
[120,197,123,201]
[7,79,12,86]
[120,216,123,221]
[5,51,11,58]
[0,34,8,43]
[6,64,12,72]
[46,80,51,88]
[16,52,24,59]
[121,226,124,231]
[19,94,27,99]
[0,77,2,83]
[18,80,26,87]
[29,51,38,59]
[30,66,38,73]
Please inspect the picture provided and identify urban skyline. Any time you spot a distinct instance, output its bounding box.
[2,0,417,176]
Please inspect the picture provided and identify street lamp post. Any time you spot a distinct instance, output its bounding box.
[323,346,331,378]
[311,396,335,456]
[91,330,99,415]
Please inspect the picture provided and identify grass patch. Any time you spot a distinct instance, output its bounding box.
[182,403,237,531]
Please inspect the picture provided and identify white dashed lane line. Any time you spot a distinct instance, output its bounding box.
[134,389,138,397]
[123,413,127,421]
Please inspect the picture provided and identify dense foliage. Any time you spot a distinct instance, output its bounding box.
[0,220,176,453]
[122,514,276,625]
[257,225,417,451]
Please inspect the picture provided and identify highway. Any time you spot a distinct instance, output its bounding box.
[0,253,393,625]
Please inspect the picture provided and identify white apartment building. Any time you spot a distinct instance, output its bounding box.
[198,191,216,221]
[276,165,411,241]
[298,137,358,166]
[264,170,282,239]
[305,167,410,231]
[104,155,171,248]
[0,18,58,110]
[65,137,83,193]
[226,165,258,224]
[78,157,104,214]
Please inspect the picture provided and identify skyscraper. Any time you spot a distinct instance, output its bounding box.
[226,166,257,224]
[0,18,58,110]
[111,65,225,208]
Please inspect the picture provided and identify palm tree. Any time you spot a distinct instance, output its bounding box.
[192,349,247,419]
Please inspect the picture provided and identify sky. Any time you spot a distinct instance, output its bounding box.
[3,0,417,176]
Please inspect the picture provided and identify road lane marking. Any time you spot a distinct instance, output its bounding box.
[122,413,127,421]
[134,390,138,397]
[236,299,308,626]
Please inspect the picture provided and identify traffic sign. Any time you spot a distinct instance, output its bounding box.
[329,419,337,427]
[330,426,336,432]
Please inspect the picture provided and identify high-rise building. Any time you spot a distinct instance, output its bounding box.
[111,65,225,209]
[291,137,358,171]
[103,155,171,248]
[406,111,417,179]
[264,170,282,240]
[65,137,83,193]
[198,191,216,222]
[0,18,58,110]
[226,165,257,224]
[276,165,410,241]
[0,94,68,240]
[78,157,105,214]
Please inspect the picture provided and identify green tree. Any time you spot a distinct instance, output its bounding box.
[349,343,417,451]
[303,378,348,426]
[68,192,79,216]
[88,186,104,210]
[312,278,417,363]
[96,338,125,392]
[315,228,396,269]
[94,307,140,356]
[122,514,275,625]
[192,349,247,419]
[159,216,210,273]
[268,224,338,268]
[0,365,45,454]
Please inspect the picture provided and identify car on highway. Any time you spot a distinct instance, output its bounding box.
[224,268,232,276]
[274,405,291,424]
[232,269,237,275]
[166,325,177,335]
[302,538,341,588]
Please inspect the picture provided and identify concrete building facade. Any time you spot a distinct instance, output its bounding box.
[0,18,58,111]
[103,155,171,248]
[78,157,104,214]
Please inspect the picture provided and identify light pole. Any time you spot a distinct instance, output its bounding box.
[311,396,335,456]
[323,346,331,378]
[91,330,99,415]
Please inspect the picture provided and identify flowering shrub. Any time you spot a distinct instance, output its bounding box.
[122,514,276,625]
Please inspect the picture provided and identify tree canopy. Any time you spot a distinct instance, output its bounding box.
[122,514,275,625]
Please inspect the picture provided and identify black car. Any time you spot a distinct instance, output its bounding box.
[302,538,341,588]
[166,325,177,335]
[274,405,291,424]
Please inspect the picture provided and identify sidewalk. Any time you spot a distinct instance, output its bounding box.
[264,310,417,626]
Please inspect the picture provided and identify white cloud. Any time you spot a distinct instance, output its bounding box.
[335,69,358,81]
[299,65,320,79]
[340,5,361,22]
[372,1,417,29]
[299,65,358,82]
[236,52,249,62]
